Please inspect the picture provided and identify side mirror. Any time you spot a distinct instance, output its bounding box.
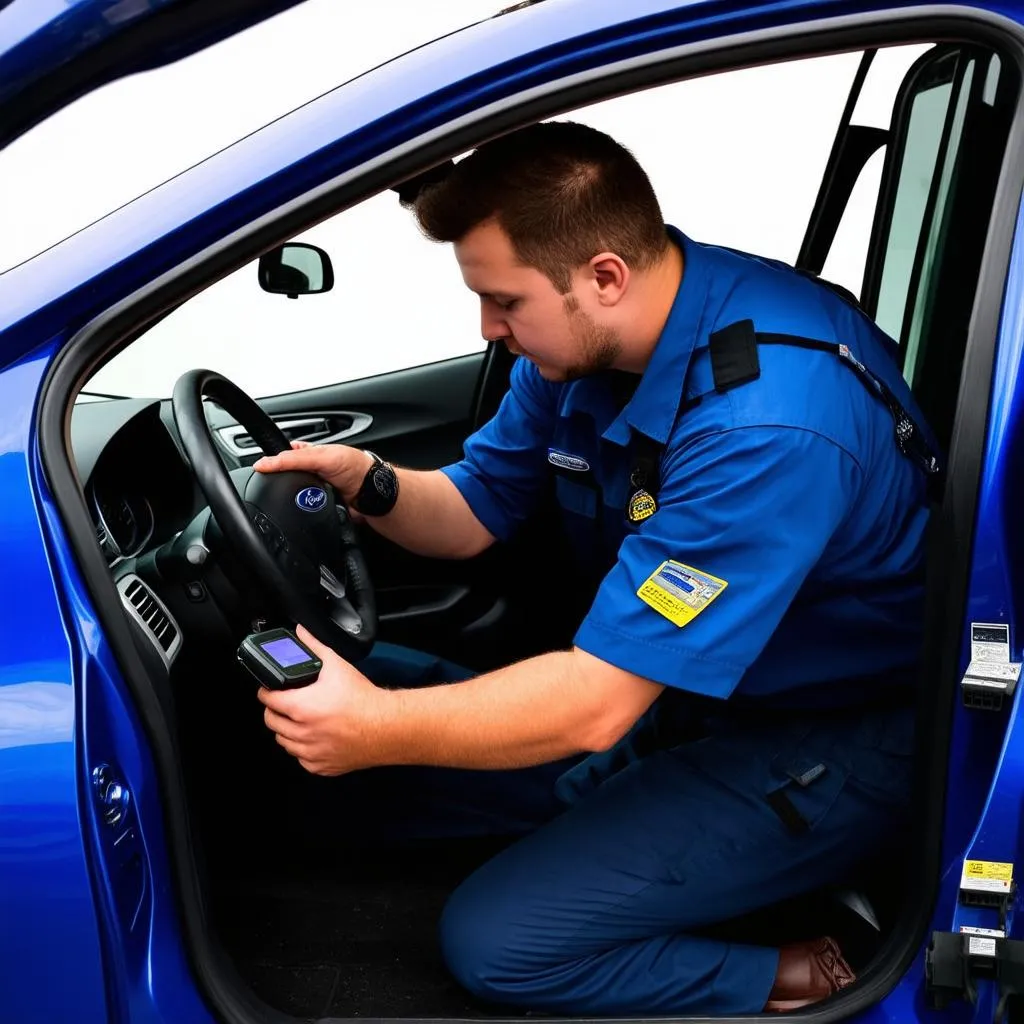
[258,243,334,298]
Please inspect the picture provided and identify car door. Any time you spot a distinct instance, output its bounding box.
[1,7,320,1023]
[3,4,1024,1024]
[0,8,612,1021]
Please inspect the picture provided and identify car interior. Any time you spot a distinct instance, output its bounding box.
[58,30,1019,1022]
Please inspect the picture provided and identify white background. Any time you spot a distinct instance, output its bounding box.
[0,1,929,398]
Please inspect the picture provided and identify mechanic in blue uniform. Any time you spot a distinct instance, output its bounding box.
[253,121,937,1015]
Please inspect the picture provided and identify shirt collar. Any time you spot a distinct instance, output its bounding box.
[600,226,707,447]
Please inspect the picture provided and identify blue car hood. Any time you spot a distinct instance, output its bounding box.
[0,0,306,149]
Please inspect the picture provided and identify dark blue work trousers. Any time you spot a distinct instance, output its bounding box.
[359,643,915,1016]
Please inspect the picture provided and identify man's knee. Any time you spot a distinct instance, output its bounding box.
[439,877,523,1003]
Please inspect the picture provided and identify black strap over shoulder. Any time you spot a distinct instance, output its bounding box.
[708,319,761,391]
[623,321,944,521]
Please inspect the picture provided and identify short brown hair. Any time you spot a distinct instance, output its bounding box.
[411,121,668,293]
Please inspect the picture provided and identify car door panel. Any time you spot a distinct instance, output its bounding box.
[206,353,481,467]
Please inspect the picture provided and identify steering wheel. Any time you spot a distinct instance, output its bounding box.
[171,369,377,662]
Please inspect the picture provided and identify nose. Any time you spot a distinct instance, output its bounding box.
[480,299,509,343]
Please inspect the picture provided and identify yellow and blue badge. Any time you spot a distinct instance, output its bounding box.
[637,560,728,627]
[627,488,657,523]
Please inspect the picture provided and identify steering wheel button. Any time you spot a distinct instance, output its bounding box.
[185,542,208,565]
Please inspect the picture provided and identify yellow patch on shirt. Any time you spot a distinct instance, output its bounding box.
[636,560,728,628]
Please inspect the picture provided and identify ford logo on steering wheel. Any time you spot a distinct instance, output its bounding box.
[295,486,328,512]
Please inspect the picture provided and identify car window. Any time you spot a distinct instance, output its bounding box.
[87,190,486,399]
[874,57,960,351]
[886,51,994,390]
[87,51,860,398]
[85,44,933,399]
[810,44,1001,396]
[812,42,1011,457]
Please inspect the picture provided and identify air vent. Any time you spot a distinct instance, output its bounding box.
[117,575,181,665]
[124,579,177,650]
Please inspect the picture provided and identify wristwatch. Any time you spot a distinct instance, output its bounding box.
[353,451,399,516]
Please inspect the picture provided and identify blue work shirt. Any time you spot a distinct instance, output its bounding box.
[442,227,934,707]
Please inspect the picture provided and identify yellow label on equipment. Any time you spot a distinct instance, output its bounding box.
[964,861,1013,883]
[636,560,727,628]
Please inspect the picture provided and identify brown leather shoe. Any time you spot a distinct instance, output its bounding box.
[763,936,856,1011]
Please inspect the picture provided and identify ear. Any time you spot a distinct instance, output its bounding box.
[589,252,629,307]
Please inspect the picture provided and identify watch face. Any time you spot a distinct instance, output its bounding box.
[373,464,397,500]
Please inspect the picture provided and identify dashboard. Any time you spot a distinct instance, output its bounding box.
[72,398,205,565]
[69,393,287,718]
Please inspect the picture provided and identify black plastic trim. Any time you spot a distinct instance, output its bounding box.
[798,48,878,274]
[798,123,889,276]
[36,6,1024,1024]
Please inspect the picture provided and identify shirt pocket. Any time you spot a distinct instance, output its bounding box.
[554,474,599,519]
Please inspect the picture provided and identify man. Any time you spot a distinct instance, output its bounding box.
[253,121,936,1015]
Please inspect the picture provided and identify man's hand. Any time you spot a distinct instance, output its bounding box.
[258,625,388,776]
[257,441,494,560]
[254,442,373,505]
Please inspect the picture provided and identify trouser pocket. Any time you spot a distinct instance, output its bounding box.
[765,727,851,836]
[761,708,914,836]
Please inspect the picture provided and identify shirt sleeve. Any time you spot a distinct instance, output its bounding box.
[574,424,862,697]
[441,359,557,542]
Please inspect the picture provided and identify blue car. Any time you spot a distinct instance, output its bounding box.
[2,0,1024,1020]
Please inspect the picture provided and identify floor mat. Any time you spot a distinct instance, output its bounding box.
[211,840,512,1019]
[210,837,893,1018]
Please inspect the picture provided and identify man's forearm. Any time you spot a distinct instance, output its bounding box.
[367,467,494,559]
[370,649,664,770]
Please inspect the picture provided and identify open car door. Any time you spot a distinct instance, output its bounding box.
[0,3,331,1021]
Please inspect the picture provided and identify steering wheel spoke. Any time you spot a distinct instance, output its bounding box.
[327,592,364,637]
[319,563,347,600]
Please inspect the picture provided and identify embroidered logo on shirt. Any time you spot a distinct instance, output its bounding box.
[637,560,728,628]
[547,449,590,472]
